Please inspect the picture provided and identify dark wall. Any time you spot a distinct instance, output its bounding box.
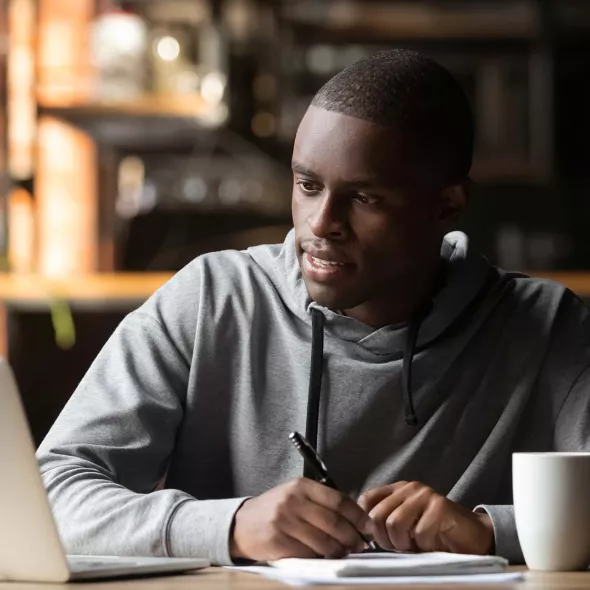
[10,309,129,445]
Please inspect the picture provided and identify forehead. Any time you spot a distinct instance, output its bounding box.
[293,106,406,184]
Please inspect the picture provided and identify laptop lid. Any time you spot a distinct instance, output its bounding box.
[0,358,71,582]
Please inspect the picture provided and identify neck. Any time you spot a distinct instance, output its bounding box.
[343,260,443,329]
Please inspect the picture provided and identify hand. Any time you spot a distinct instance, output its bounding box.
[358,481,494,555]
[230,478,374,562]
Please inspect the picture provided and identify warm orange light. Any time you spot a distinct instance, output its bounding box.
[37,0,93,105]
[36,0,96,277]
[36,118,96,277]
[8,187,35,273]
[8,0,36,179]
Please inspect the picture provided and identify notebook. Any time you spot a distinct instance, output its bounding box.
[269,551,509,577]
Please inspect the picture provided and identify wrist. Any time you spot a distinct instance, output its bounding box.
[229,498,251,561]
[474,512,495,554]
[229,533,244,560]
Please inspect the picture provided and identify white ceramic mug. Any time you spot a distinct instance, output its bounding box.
[513,452,590,571]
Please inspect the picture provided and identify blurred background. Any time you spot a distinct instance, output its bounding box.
[0,0,589,442]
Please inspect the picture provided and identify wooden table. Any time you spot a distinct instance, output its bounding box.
[2,567,590,590]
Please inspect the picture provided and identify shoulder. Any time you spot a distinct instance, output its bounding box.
[195,245,284,309]
[127,245,282,361]
[143,244,283,321]
[498,270,590,340]
[501,271,587,311]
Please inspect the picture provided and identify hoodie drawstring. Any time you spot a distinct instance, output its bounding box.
[303,308,325,478]
[304,307,426,473]
[402,319,421,426]
[402,302,433,426]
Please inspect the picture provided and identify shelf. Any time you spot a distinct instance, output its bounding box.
[38,95,225,149]
[0,273,173,309]
[39,94,207,119]
[0,271,588,311]
[285,1,541,41]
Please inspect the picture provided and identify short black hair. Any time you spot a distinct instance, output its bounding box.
[311,49,474,190]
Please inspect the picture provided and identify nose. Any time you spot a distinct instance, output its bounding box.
[307,192,348,240]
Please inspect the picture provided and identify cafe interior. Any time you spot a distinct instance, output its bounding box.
[0,0,589,444]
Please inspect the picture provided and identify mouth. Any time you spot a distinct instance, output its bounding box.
[309,255,346,268]
[301,251,354,281]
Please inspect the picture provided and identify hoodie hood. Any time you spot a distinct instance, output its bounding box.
[248,229,492,356]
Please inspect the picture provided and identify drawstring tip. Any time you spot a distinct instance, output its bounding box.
[405,413,419,427]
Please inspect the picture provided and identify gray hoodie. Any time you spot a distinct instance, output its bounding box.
[37,230,590,565]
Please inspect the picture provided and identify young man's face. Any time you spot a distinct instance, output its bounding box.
[292,106,453,316]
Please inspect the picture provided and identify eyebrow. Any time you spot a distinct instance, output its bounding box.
[291,162,319,178]
[291,161,380,189]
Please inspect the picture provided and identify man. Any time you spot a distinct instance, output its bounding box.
[38,49,590,565]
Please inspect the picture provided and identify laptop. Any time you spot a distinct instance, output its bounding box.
[0,358,210,582]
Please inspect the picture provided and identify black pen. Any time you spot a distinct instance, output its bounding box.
[289,431,379,551]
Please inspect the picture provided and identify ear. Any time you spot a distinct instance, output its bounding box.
[436,179,470,232]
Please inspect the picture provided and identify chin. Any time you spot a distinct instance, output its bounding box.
[304,279,362,312]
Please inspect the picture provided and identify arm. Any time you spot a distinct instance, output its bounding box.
[36,262,370,565]
[357,362,590,563]
[37,267,248,565]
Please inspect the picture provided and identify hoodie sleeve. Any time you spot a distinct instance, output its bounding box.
[472,505,522,563]
[474,362,590,565]
[36,267,249,566]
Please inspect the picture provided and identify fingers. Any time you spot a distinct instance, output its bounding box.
[413,496,446,553]
[414,498,494,555]
[384,490,432,551]
[285,515,349,558]
[266,529,320,560]
[359,481,491,557]
[232,478,369,561]
[366,482,436,552]
[358,484,397,512]
[275,479,372,557]
[305,479,374,538]
[300,499,365,554]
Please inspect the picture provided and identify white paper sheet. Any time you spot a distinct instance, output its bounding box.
[228,552,521,586]
[269,552,509,577]
[230,565,523,586]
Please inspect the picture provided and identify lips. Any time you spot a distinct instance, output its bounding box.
[301,251,354,282]
[304,248,350,266]
[309,255,346,267]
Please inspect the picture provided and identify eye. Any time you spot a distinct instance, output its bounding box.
[353,193,381,206]
[296,180,322,195]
